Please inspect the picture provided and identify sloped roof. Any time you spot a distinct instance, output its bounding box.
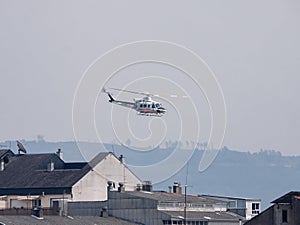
[0,149,13,159]
[0,216,137,225]
[0,151,110,195]
[271,191,300,204]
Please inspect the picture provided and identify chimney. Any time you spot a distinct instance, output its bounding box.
[107,181,113,191]
[118,182,125,192]
[101,207,108,218]
[56,149,63,160]
[119,154,125,164]
[136,184,142,191]
[173,182,182,194]
[0,159,4,171]
[142,181,153,192]
[47,161,54,172]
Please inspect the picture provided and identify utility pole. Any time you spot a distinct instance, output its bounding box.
[184,184,187,225]
[184,162,189,225]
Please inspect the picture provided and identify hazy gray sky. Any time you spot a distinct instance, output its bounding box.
[1,0,300,155]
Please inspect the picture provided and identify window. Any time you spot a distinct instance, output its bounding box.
[32,199,41,208]
[143,104,147,108]
[252,203,260,214]
[282,210,288,223]
[152,104,155,108]
[148,104,150,108]
[228,200,237,208]
[156,103,160,107]
[140,104,143,107]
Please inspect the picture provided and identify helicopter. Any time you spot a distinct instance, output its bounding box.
[103,88,182,117]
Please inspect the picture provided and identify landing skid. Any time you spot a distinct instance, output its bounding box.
[137,112,164,117]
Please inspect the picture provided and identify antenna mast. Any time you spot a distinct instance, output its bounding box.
[184,162,189,225]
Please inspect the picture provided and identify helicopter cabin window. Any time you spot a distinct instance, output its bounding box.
[140,104,143,107]
[148,104,150,108]
[144,104,147,108]
[152,104,155,108]
[156,103,160,108]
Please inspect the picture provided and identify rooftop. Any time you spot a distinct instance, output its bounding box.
[200,194,261,202]
[0,215,137,225]
[271,191,300,204]
[0,150,110,195]
[123,191,224,204]
[162,211,243,222]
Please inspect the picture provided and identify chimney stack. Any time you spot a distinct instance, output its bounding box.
[56,149,63,160]
[173,182,182,194]
[101,207,108,218]
[142,181,153,192]
[136,184,142,191]
[107,181,113,191]
[119,154,125,164]
[118,182,125,192]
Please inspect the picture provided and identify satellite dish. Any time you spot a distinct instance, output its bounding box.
[16,140,27,154]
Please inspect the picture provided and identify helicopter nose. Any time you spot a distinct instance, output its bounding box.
[157,107,166,113]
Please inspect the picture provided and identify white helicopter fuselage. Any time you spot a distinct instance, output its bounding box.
[134,97,166,115]
[106,92,166,116]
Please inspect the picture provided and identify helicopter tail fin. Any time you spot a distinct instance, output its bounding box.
[102,88,115,103]
[108,93,115,102]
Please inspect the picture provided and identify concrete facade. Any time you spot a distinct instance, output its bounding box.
[72,153,141,202]
[108,189,244,225]
[245,191,300,225]
[0,150,142,210]
[201,195,261,220]
[3,194,71,208]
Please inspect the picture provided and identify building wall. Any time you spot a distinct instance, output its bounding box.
[273,203,292,225]
[0,200,6,209]
[244,206,274,225]
[292,198,300,224]
[67,201,107,216]
[72,154,142,201]
[245,200,260,220]
[209,222,240,225]
[4,194,71,209]
[108,191,169,225]
[40,194,71,208]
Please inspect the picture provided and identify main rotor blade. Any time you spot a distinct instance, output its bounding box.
[108,87,189,99]
[108,87,152,96]
[153,94,189,99]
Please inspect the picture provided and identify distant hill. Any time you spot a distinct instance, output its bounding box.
[1,140,300,209]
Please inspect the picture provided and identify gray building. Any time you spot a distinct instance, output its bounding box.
[108,183,244,225]
[201,195,261,220]
[244,191,300,225]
